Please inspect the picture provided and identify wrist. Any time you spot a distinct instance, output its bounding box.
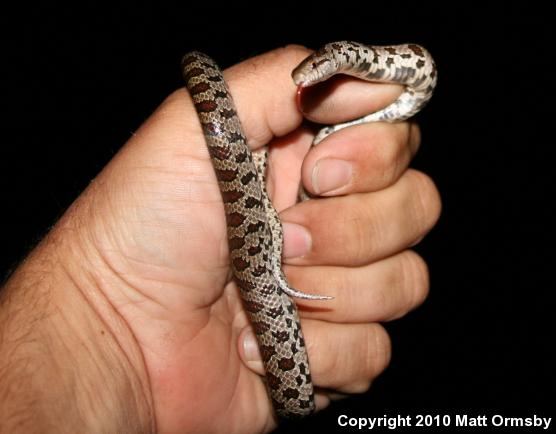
[0,199,154,433]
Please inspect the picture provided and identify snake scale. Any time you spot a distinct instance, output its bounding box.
[182,41,436,419]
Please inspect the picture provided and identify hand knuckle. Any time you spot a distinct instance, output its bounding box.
[341,379,373,394]
[400,251,430,310]
[408,170,441,232]
[271,44,312,65]
[365,324,391,378]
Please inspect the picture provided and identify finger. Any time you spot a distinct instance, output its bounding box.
[240,320,391,394]
[223,45,416,152]
[281,170,441,266]
[299,73,404,124]
[285,250,429,322]
[300,121,421,196]
[305,320,391,393]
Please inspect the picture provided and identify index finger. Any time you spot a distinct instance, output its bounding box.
[223,45,406,149]
[298,74,404,124]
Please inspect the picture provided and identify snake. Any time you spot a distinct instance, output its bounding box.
[182,41,437,419]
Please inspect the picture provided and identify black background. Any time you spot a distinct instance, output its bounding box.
[3,3,554,433]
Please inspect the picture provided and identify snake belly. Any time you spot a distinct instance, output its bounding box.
[182,42,436,420]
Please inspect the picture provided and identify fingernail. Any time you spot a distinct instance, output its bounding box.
[243,330,261,362]
[312,159,353,194]
[282,222,312,259]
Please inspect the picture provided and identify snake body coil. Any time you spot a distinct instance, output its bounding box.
[182,41,436,419]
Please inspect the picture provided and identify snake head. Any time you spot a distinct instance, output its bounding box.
[291,45,340,87]
[292,41,369,87]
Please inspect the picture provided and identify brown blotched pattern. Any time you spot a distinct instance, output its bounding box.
[182,42,436,420]
[182,52,316,419]
[292,41,437,148]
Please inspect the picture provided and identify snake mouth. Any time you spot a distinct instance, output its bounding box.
[291,70,310,87]
[292,62,335,89]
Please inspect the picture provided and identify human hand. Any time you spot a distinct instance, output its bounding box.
[0,45,440,434]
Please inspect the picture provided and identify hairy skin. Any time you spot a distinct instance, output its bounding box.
[0,217,154,433]
[0,45,440,434]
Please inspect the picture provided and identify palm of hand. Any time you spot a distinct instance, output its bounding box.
[91,95,306,432]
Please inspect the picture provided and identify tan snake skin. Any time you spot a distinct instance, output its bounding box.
[182,41,436,419]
